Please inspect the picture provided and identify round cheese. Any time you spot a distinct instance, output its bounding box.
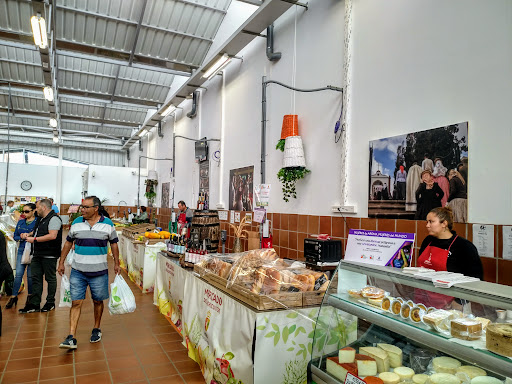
[433,357,462,374]
[394,367,415,380]
[471,377,503,384]
[456,366,486,380]
[430,373,462,384]
[412,374,429,384]
[379,372,400,384]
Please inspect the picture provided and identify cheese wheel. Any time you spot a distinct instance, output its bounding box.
[364,377,384,384]
[393,367,415,380]
[486,323,512,357]
[339,347,356,363]
[377,343,403,368]
[430,373,461,384]
[326,357,358,382]
[456,366,486,380]
[412,374,429,384]
[471,377,503,384]
[379,372,400,384]
[433,356,462,374]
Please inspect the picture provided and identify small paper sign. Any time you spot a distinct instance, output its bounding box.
[234,212,241,223]
[230,211,235,224]
[253,209,266,224]
[472,224,494,258]
[254,184,271,207]
[245,213,252,222]
[345,372,365,384]
[218,211,228,221]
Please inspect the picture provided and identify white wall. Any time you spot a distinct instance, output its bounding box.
[86,164,140,207]
[0,162,83,205]
[347,0,512,224]
[126,0,512,224]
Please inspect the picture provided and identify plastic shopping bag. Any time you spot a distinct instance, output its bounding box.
[65,250,75,266]
[21,243,32,265]
[108,274,136,315]
[59,275,72,307]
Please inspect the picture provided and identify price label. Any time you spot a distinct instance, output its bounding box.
[345,373,365,384]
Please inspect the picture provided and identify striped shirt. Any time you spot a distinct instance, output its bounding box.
[67,215,118,273]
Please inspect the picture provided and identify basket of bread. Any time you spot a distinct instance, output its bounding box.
[194,248,332,310]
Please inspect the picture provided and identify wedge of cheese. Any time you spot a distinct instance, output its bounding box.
[355,354,377,377]
[359,347,390,373]
[377,343,403,368]
[379,372,400,384]
[413,374,430,384]
[394,367,415,380]
[326,357,358,382]
[339,347,356,363]
[433,357,462,374]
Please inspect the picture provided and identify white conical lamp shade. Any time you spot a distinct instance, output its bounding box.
[283,136,306,168]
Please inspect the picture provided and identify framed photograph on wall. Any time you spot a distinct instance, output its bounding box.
[229,166,254,211]
[369,122,468,222]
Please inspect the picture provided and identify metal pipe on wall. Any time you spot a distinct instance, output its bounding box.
[260,77,343,183]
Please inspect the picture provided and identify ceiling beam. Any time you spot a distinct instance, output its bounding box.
[129,0,148,66]
[0,129,122,146]
[59,114,140,128]
[235,0,263,5]
[0,123,124,141]
[0,134,126,152]
[58,88,160,108]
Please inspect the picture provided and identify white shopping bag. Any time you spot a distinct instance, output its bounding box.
[21,242,32,265]
[108,274,136,315]
[65,249,75,266]
[59,275,72,307]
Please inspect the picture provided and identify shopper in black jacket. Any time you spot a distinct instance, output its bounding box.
[416,206,483,308]
[0,233,14,335]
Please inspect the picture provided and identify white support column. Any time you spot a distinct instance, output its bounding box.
[56,146,63,208]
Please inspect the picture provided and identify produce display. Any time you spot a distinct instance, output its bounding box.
[196,248,331,295]
[135,230,171,241]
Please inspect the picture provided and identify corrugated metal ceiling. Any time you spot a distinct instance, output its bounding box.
[0,0,234,165]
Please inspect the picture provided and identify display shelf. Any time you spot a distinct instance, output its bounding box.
[326,292,512,377]
[340,260,512,311]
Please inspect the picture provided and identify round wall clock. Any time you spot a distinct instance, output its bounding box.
[21,180,32,191]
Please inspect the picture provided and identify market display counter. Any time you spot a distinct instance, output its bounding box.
[154,252,356,384]
[119,233,165,293]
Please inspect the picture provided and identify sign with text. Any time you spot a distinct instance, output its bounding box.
[345,229,415,268]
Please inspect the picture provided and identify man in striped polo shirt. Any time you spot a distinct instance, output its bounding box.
[57,196,120,349]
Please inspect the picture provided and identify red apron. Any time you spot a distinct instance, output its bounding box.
[177,212,189,238]
[415,236,458,308]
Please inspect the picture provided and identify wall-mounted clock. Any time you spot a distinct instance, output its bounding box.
[21,180,32,191]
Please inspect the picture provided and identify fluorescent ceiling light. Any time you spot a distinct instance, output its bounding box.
[30,15,48,49]
[161,104,176,117]
[43,86,54,102]
[52,136,59,143]
[202,53,231,80]
[139,129,148,137]
[49,118,57,128]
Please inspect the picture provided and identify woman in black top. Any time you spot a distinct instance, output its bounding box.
[415,170,444,220]
[0,233,14,335]
[416,207,482,308]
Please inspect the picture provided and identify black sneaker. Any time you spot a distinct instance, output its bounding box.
[59,335,77,350]
[90,328,102,343]
[19,304,40,314]
[40,303,55,312]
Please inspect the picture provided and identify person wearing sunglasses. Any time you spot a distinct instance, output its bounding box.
[5,203,39,309]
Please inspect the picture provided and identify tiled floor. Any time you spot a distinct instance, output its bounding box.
[0,264,204,384]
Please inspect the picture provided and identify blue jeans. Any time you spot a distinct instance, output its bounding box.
[70,269,109,301]
[13,249,32,296]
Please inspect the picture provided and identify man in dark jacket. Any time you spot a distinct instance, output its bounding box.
[19,199,62,313]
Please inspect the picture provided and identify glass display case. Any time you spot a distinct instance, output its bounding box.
[309,260,512,383]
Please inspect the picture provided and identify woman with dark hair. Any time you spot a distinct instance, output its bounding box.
[1,232,14,334]
[415,206,482,308]
[414,170,444,220]
[447,169,467,223]
[5,203,38,309]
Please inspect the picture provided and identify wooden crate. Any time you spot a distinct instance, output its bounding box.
[302,274,339,306]
[122,224,156,239]
[193,265,303,311]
